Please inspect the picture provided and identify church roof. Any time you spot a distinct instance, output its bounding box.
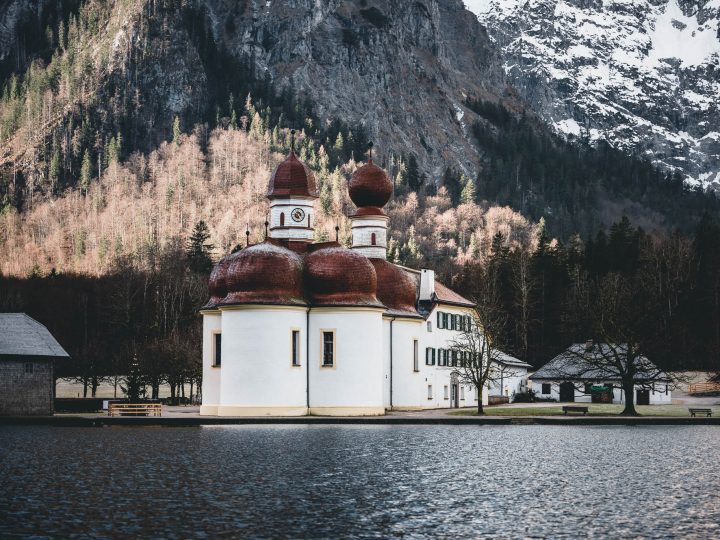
[267,151,318,198]
[0,314,69,360]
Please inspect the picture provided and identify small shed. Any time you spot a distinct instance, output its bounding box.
[0,313,69,415]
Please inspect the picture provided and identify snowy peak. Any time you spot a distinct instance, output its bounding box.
[466,0,720,189]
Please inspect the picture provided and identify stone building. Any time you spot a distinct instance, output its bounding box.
[0,313,69,416]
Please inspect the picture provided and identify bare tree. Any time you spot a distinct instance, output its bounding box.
[450,265,514,414]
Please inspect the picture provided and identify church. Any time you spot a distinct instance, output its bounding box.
[200,140,490,416]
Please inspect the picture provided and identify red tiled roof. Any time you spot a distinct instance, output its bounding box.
[433,281,475,308]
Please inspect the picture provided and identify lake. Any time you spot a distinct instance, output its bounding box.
[1,425,718,539]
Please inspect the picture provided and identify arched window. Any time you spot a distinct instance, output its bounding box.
[280,212,285,226]
[371,232,377,246]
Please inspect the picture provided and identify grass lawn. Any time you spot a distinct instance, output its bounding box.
[452,404,718,417]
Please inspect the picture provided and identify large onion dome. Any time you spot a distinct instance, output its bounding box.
[202,255,233,310]
[349,156,393,213]
[304,242,384,307]
[267,151,318,198]
[370,259,421,318]
[219,242,306,306]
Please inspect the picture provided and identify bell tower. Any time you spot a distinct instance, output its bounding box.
[348,143,393,259]
[267,130,318,243]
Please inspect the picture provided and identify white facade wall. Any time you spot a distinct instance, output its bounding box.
[385,318,425,409]
[269,198,315,241]
[308,308,385,415]
[488,369,528,399]
[200,312,222,415]
[216,307,308,416]
[351,215,388,259]
[529,379,672,405]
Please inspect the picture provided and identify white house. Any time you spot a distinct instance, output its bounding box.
[486,351,532,401]
[528,342,672,405]
[199,144,499,416]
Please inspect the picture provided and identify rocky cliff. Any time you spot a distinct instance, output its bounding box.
[467,0,720,190]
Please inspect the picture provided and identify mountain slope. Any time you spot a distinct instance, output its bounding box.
[466,0,720,189]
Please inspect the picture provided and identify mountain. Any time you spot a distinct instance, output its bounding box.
[466,0,720,190]
[0,0,719,247]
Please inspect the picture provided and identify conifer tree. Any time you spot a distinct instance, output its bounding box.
[80,150,92,195]
[172,115,182,145]
[186,221,214,273]
[460,174,476,204]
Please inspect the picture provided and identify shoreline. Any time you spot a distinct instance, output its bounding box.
[1,415,718,427]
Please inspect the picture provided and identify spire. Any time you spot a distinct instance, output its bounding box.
[290,129,296,154]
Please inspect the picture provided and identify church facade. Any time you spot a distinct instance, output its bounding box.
[200,143,487,416]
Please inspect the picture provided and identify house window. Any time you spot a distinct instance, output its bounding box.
[444,385,449,400]
[427,321,432,332]
[474,387,479,401]
[322,331,335,367]
[280,212,285,226]
[437,311,443,329]
[460,386,465,400]
[541,383,551,395]
[371,232,377,246]
[665,384,668,395]
[584,383,592,394]
[450,314,457,330]
[291,330,301,366]
[425,347,435,366]
[442,313,449,329]
[428,385,433,399]
[24,362,33,374]
[413,340,419,372]
[213,333,222,367]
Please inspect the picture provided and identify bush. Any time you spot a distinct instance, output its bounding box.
[511,389,536,403]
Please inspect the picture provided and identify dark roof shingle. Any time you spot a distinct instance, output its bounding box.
[0,314,69,359]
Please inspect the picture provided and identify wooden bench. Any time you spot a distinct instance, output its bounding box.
[688,408,712,417]
[108,403,162,417]
[562,405,589,415]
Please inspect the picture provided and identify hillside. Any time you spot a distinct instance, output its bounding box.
[0,0,719,247]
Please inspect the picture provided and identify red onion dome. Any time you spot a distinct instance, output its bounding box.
[202,255,233,310]
[220,242,306,306]
[370,259,421,318]
[267,151,318,198]
[349,159,393,210]
[304,242,383,307]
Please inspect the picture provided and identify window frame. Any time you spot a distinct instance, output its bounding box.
[212,331,222,367]
[413,339,419,372]
[427,384,433,400]
[320,329,336,368]
[541,383,551,395]
[444,385,449,400]
[427,321,432,332]
[291,329,301,367]
[425,347,436,366]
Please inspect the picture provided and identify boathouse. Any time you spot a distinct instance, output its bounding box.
[0,313,69,415]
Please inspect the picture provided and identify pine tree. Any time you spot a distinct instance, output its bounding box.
[186,220,214,273]
[460,174,476,204]
[80,150,92,194]
[406,154,422,191]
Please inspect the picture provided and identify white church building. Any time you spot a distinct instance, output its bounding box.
[200,143,519,416]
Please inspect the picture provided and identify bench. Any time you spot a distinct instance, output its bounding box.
[108,403,162,417]
[688,408,712,417]
[562,405,589,415]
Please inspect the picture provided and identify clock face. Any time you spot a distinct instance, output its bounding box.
[291,208,306,223]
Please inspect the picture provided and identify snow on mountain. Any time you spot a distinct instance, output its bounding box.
[465,0,720,190]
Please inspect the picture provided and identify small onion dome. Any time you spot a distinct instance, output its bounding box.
[220,242,306,306]
[267,151,318,198]
[349,159,393,211]
[370,259,421,318]
[304,242,384,307]
[201,255,233,310]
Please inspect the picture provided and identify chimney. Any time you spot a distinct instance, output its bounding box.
[419,269,435,301]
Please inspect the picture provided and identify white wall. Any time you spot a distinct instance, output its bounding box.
[529,379,672,405]
[216,307,308,415]
[269,198,315,241]
[488,368,528,399]
[308,308,385,414]
[200,312,222,414]
[386,318,424,408]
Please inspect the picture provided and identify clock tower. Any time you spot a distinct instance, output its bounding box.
[266,131,318,243]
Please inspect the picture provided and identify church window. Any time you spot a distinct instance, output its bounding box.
[322,330,335,367]
[280,212,285,226]
[427,385,433,399]
[213,333,222,367]
[371,232,377,246]
[425,347,435,366]
[413,340,419,372]
[444,385,449,400]
[291,330,301,366]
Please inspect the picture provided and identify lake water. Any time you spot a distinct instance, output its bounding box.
[1,425,719,539]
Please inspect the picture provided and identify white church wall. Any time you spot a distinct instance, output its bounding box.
[386,318,424,409]
[308,308,385,415]
[200,312,222,415]
[216,306,308,416]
